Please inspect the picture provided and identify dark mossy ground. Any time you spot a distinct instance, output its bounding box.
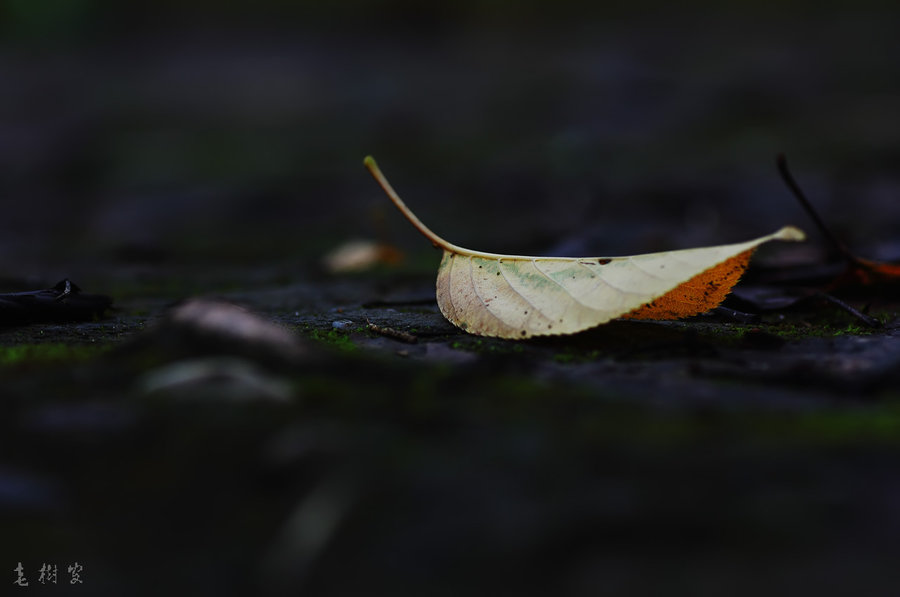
[4,4,900,596]
[2,262,900,596]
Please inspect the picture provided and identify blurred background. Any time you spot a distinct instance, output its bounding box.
[2,0,900,280]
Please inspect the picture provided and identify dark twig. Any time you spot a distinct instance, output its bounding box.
[366,318,418,343]
[776,154,860,265]
[815,292,882,328]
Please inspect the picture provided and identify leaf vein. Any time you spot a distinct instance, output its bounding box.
[468,258,516,331]
[532,259,601,312]
[498,260,545,323]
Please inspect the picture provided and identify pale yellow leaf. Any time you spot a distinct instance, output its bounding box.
[364,156,805,339]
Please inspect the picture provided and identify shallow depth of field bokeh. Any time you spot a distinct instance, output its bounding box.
[3,2,899,270]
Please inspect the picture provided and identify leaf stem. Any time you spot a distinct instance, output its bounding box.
[363,156,453,252]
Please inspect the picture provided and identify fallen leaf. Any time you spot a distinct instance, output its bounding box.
[830,257,900,293]
[364,156,805,339]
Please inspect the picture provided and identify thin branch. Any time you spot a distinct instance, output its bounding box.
[815,292,882,328]
[366,318,419,343]
[776,154,859,265]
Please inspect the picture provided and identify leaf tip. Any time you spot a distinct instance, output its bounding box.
[363,155,377,169]
[775,226,806,242]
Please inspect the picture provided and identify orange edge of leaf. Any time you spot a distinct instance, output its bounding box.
[622,248,755,320]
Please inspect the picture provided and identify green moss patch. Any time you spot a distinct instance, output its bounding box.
[0,343,112,367]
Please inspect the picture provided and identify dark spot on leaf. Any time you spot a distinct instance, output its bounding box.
[598,259,611,265]
[521,330,527,336]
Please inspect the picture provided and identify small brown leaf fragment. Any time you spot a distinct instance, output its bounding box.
[831,258,900,293]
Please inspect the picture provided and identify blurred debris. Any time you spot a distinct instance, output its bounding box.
[260,473,360,596]
[831,256,900,295]
[323,239,403,273]
[0,279,112,325]
[139,356,294,402]
[331,319,355,330]
[127,298,308,366]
